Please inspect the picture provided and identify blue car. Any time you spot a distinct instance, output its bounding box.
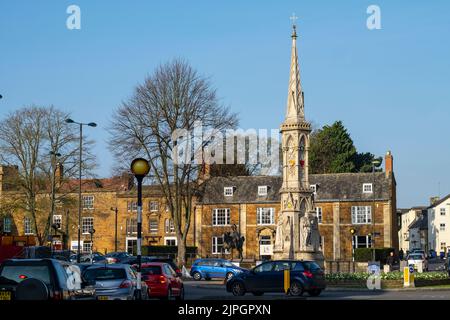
[190,259,246,281]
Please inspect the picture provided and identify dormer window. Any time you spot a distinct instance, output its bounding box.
[258,186,268,196]
[363,183,373,193]
[310,184,317,194]
[224,187,234,197]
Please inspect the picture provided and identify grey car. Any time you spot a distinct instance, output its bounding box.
[82,264,149,300]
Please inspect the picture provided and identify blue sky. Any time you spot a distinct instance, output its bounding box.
[1,0,449,208]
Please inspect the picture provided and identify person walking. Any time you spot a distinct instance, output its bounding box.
[399,249,404,261]
[386,251,395,271]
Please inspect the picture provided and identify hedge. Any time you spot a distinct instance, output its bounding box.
[354,248,395,263]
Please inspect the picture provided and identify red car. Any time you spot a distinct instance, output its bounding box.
[138,262,184,300]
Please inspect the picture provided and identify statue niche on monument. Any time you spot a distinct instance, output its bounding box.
[299,210,321,252]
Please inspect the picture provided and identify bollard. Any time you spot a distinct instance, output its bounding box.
[284,269,290,294]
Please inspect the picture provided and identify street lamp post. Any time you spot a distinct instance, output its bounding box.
[371,158,382,262]
[89,228,96,264]
[130,158,150,300]
[65,118,97,263]
[110,207,118,252]
[49,151,61,254]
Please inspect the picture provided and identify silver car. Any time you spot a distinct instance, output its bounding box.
[82,264,149,300]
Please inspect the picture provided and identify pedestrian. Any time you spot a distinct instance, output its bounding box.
[386,251,394,270]
[399,249,404,261]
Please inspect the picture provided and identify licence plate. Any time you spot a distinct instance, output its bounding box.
[97,296,109,300]
[0,291,12,300]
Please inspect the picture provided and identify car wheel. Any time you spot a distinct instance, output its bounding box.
[175,286,185,301]
[252,291,264,296]
[226,272,234,280]
[289,281,304,296]
[192,272,202,281]
[231,282,246,296]
[308,289,322,297]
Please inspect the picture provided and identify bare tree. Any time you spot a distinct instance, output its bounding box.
[109,59,238,266]
[0,105,96,245]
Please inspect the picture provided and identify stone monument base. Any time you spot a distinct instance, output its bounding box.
[273,249,325,269]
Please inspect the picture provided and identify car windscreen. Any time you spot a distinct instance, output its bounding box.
[0,265,51,285]
[83,268,126,281]
[409,255,423,260]
[142,266,162,275]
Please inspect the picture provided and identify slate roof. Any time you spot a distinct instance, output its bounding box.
[408,213,428,230]
[200,172,393,204]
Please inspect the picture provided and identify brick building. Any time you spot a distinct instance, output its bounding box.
[194,152,397,262]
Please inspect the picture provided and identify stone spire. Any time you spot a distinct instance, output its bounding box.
[285,23,304,123]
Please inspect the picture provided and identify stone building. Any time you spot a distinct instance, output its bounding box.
[195,154,397,262]
[0,168,195,255]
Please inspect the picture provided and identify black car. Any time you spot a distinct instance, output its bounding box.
[104,252,131,263]
[0,259,96,300]
[226,260,326,297]
[120,256,154,265]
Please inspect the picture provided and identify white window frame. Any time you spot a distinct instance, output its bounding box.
[212,236,225,254]
[82,195,94,210]
[351,206,372,224]
[127,201,138,212]
[258,186,268,196]
[440,207,446,216]
[71,240,83,251]
[310,184,317,194]
[257,207,275,225]
[362,183,373,194]
[24,217,34,235]
[353,235,372,249]
[126,218,137,234]
[82,217,94,234]
[3,216,12,233]
[149,218,158,233]
[149,201,159,212]
[440,223,446,232]
[212,208,231,226]
[316,207,323,224]
[53,215,62,229]
[164,219,174,234]
[82,241,92,254]
[224,187,234,197]
[164,236,177,246]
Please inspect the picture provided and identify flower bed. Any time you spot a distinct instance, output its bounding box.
[325,271,450,288]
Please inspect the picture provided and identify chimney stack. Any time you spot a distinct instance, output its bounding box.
[385,150,393,178]
[430,196,440,206]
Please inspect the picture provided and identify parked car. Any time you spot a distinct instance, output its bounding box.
[120,256,154,265]
[407,253,428,271]
[82,264,148,300]
[0,259,96,300]
[69,253,107,264]
[226,260,326,297]
[146,257,181,276]
[411,249,427,259]
[138,262,184,300]
[104,252,131,263]
[190,258,247,281]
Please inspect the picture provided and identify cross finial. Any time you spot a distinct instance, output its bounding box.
[290,13,298,26]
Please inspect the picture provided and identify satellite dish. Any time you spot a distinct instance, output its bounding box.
[15,278,49,300]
